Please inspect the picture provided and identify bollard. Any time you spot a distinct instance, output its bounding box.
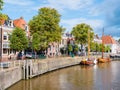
[14,61,15,67]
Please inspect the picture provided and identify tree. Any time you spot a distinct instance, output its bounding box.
[105,45,111,52]
[0,0,3,10]
[10,27,28,52]
[118,39,120,43]
[29,7,65,50]
[71,23,94,52]
[73,44,79,55]
[32,33,40,59]
[90,42,96,51]
[0,13,8,25]
[67,44,73,55]
[0,0,7,25]
[95,43,100,52]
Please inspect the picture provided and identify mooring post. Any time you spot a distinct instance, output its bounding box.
[26,60,28,79]
[29,60,32,78]
[23,60,26,79]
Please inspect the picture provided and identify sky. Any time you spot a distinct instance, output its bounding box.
[1,0,120,39]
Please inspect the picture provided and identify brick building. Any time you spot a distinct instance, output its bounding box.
[0,17,29,61]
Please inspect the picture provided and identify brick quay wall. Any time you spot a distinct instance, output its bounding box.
[0,67,22,90]
[0,56,90,90]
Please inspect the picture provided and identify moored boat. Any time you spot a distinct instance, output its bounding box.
[80,59,94,65]
[97,28,111,63]
[80,30,97,65]
[80,59,97,65]
[97,57,110,63]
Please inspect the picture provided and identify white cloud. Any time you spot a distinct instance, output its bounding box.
[33,0,94,14]
[61,18,104,35]
[4,0,33,6]
[47,0,93,10]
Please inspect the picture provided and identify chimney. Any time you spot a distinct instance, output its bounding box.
[20,16,23,19]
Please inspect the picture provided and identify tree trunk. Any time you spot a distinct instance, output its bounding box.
[81,44,83,52]
[34,50,37,60]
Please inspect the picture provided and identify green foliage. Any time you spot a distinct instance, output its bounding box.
[29,7,65,49]
[0,13,8,25]
[90,42,96,51]
[32,33,40,51]
[95,43,100,52]
[73,44,79,52]
[68,44,73,52]
[71,23,94,45]
[105,45,111,52]
[99,43,106,52]
[90,42,110,52]
[118,39,120,43]
[10,27,28,51]
[0,0,3,10]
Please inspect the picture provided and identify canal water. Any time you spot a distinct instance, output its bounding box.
[7,61,120,90]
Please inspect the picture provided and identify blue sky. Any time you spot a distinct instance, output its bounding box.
[1,0,120,39]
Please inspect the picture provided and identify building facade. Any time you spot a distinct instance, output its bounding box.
[0,17,29,61]
[102,35,118,53]
[47,33,75,57]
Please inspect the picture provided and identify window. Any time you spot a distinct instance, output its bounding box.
[3,49,7,54]
[3,32,8,40]
[4,35,7,40]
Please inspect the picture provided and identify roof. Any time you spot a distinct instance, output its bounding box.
[102,35,116,44]
[13,17,27,30]
[94,34,100,39]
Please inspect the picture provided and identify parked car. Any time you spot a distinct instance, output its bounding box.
[17,52,26,60]
[25,52,38,59]
[79,52,86,56]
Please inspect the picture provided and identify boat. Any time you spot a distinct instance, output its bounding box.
[97,57,110,63]
[80,58,95,65]
[80,30,97,65]
[109,54,120,60]
[97,28,111,63]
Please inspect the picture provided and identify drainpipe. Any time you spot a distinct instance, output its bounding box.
[0,25,2,62]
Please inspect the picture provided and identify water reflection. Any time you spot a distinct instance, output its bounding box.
[7,61,120,90]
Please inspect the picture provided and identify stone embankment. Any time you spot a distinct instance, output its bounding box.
[0,67,22,90]
[0,56,83,90]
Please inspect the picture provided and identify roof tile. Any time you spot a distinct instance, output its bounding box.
[102,35,116,44]
[13,17,27,30]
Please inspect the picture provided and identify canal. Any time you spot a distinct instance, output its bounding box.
[7,61,120,90]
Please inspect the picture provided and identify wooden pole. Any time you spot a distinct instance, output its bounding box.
[88,30,90,59]
[102,28,104,59]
